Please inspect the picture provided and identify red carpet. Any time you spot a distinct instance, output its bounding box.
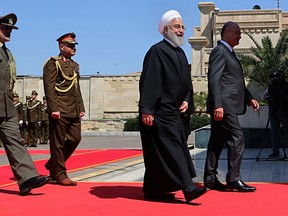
[0,182,287,216]
[0,149,142,186]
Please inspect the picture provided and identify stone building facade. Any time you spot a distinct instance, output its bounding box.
[190,2,288,94]
[13,2,288,131]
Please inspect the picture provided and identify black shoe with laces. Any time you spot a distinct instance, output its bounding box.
[19,176,49,196]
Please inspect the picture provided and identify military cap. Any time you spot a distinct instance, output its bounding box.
[26,95,31,100]
[0,13,18,30]
[43,96,47,100]
[57,32,78,44]
[31,90,38,95]
[12,92,19,97]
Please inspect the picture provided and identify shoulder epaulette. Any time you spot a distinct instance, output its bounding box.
[51,56,62,61]
[43,56,61,68]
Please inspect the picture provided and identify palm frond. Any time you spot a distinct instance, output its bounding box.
[239,31,288,88]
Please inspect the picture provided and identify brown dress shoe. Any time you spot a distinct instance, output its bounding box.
[57,178,77,186]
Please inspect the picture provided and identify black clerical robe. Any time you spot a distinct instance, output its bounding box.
[139,39,196,193]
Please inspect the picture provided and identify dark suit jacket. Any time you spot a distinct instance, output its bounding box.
[0,45,17,118]
[207,42,253,115]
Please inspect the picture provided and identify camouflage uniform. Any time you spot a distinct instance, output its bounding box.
[22,96,30,145]
[40,96,49,144]
[26,91,41,147]
[13,92,24,144]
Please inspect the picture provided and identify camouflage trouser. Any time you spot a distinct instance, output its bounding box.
[28,122,39,146]
[22,123,29,145]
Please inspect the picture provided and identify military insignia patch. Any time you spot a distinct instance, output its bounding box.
[9,18,13,25]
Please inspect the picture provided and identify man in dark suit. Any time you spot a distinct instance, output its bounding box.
[139,10,207,203]
[204,21,259,192]
[0,13,48,195]
[43,32,85,186]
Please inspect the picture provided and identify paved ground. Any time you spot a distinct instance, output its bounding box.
[1,133,288,184]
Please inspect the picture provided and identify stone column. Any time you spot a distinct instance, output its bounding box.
[198,2,215,44]
[188,36,209,76]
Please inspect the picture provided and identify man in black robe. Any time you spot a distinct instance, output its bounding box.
[138,10,207,203]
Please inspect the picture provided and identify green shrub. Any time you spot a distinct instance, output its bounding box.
[123,114,210,131]
[194,91,208,112]
[123,117,139,131]
[190,114,210,131]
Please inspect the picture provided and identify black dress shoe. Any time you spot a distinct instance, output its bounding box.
[205,179,226,191]
[183,186,208,203]
[19,176,49,196]
[48,175,57,183]
[27,143,37,147]
[144,192,175,200]
[226,180,256,192]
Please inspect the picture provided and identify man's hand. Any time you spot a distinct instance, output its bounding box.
[80,112,85,118]
[250,99,260,111]
[142,113,154,126]
[214,107,224,121]
[179,101,188,113]
[51,111,60,119]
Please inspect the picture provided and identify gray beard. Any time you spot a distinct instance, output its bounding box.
[167,28,185,47]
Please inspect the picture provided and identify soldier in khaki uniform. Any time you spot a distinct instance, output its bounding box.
[40,96,49,144]
[0,13,48,195]
[43,32,85,186]
[12,92,24,144]
[27,90,42,147]
[22,95,30,145]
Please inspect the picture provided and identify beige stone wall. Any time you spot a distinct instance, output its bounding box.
[14,74,140,120]
[103,75,140,116]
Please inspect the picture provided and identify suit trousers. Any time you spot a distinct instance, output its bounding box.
[0,116,38,185]
[45,116,81,181]
[204,114,244,183]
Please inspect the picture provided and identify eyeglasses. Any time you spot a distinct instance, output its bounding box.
[169,24,186,31]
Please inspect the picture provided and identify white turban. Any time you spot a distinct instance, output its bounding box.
[158,10,182,35]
